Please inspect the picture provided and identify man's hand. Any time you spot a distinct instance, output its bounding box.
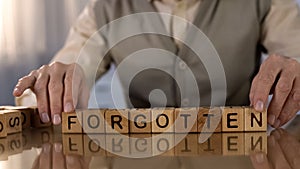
[250,54,300,128]
[13,62,90,125]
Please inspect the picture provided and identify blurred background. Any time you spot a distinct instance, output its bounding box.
[0,0,300,107]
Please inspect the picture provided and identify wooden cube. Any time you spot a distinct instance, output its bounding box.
[7,133,23,156]
[222,107,244,132]
[129,134,152,157]
[1,110,22,134]
[0,112,7,138]
[31,108,52,128]
[62,134,83,155]
[174,108,198,133]
[105,109,129,134]
[222,133,245,156]
[106,134,130,157]
[244,107,267,132]
[82,109,106,134]
[83,134,106,156]
[3,106,33,129]
[175,134,198,156]
[198,133,222,156]
[62,111,83,133]
[244,132,267,155]
[152,133,175,156]
[152,108,174,133]
[129,109,151,133]
[198,107,222,133]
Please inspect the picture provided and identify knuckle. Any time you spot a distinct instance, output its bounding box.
[48,81,62,92]
[258,73,275,85]
[34,81,47,91]
[277,81,292,92]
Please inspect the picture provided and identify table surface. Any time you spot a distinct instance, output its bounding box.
[0,116,300,169]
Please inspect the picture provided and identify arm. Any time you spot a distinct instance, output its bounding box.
[14,0,112,125]
[250,0,300,128]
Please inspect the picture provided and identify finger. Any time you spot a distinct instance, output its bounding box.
[267,131,292,169]
[63,65,82,112]
[34,71,51,123]
[39,144,52,169]
[48,71,64,125]
[250,153,271,169]
[276,129,300,168]
[66,155,82,169]
[52,143,65,169]
[267,70,295,127]
[13,72,37,97]
[277,78,300,127]
[250,55,282,112]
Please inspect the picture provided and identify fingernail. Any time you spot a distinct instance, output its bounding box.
[53,114,61,125]
[64,103,73,112]
[255,100,264,112]
[268,114,276,125]
[273,119,281,129]
[41,113,50,123]
[255,153,265,164]
[54,143,62,153]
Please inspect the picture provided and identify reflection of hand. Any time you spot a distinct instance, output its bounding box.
[32,143,91,169]
[250,129,300,169]
[13,62,90,125]
[250,55,300,128]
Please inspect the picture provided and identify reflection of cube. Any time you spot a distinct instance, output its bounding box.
[62,112,83,133]
[106,134,130,157]
[244,107,267,131]
[2,110,22,134]
[129,109,151,133]
[82,109,106,134]
[84,134,106,156]
[105,109,129,134]
[130,134,152,157]
[7,133,23,156]
[152,134,175,156]
[175,134,198,156]
[0,137,8,161]
[222,107,244,132]
[152,108,174,133]
[198,133,222,156]
[222,133,245,156]
[62,134,83,155]
[245,132,267,155]
[175,108,198,133]
[198,107,222,133]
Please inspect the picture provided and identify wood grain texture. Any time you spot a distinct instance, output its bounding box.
[152,108,174,133]
[244,107,267,132]
[198,107,222,133]
[129,109,151,133]
[175,108,198,133]
[222,107,244,132]
[62,112,83,133]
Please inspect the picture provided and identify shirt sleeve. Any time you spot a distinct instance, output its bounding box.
[262,0,300,62]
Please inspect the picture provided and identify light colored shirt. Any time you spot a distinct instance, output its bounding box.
[16,0,300,106]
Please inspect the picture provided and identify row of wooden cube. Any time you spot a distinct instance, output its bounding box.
[0,106,51,137]
[63,132,267,157]
[62,107,267,134]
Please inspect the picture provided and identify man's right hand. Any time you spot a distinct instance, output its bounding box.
[13,62,90,125]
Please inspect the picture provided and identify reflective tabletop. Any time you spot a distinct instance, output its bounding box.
[1,116,300,169]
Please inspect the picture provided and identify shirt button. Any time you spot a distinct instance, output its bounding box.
[182,98,190,107]
[179,61,187,70]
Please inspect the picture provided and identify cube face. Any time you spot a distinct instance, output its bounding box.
[0,114,7,138]
[174,108,198,133]
[82,109,106,134]
[244,108,267,132]
[152,108,174,133]
[62,112,83,133]
[2,110,22,134]
[198,107,222,133]
[222,107,244,132]
[105,109,129,134]
[3,106,33,129]
[129,109,151,133]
